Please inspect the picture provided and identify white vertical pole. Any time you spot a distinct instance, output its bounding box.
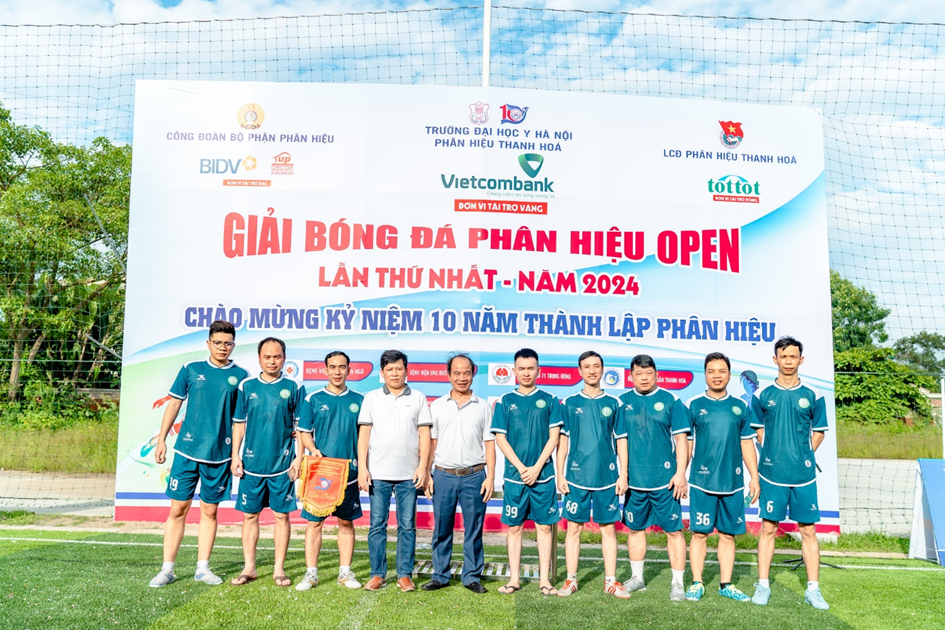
[941,377,944,458]
[482,0,492,88]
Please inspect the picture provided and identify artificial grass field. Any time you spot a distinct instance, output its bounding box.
[1,529,942,630]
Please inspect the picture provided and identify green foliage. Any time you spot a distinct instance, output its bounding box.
[834,346,934,425]
[894,331,945,390]
[830,270,890,353]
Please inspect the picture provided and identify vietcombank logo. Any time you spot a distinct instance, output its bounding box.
[708,174,760,203]
[440,153,553,192]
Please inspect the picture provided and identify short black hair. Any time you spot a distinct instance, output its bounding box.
[630,354,657,371]
[514,348,539,363]
[578,350,603,367]
[380,349,408,369]
[447,353,477,375]
[324,350,350,366]
[258,336,285,355]
[774,335,804,355]
[209,320,235,338]
[704,351,731,370]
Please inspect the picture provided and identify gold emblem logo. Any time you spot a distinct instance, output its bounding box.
[237,104,265,130]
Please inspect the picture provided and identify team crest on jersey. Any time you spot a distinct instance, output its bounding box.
[349,403,360,413]
[228,376,238,386]
[280,389,291,399]
[535,399,547,409]
[798,398,810,409]
[602,407,613,417]
[732,406,742,415]
[654,402,665,412]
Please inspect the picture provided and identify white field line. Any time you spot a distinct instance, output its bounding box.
[1,536,942,572]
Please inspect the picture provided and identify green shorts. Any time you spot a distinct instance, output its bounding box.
[236,473,297,515]
[301,481,363,522]
[562,485,621,525]
[623,487,683,532]
[501,479,559,526]
[166,454,232,504]
[759,477,820,524]
[688,486,746,535]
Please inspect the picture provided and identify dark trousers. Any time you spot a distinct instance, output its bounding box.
[430,467,487,585]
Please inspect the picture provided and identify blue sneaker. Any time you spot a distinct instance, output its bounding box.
[685,582,704,601]
[805,587,830,610]
[719,584,750,602]
[751,584,771,606]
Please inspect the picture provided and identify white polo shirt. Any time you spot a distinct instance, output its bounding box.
[429,392,495,469]
[359,385,433,481]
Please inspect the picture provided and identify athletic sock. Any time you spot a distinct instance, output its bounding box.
[671,569,684,586]
[339,566,350,577]
[605,576,616,584]
[162,561,175,573]
[720,582,731,590]
[308,567,318,577]
[196,560,209,572]
[567,573,578,582]
[807,581,819,591]
[630,561,644,579]
[758,579,770,588]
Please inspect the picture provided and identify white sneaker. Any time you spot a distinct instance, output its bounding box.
[338,571,362,589]
[149,569,176,588]
[623,576,646,593]
[296,569,319,591]
[193,569,223,585]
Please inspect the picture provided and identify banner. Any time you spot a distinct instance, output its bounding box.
[117,81,838,533]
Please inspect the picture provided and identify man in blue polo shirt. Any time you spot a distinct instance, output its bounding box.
[685,352,760,603]
[149,320,248,588]
[557,351,629,599]
[619,354,690,602]
[296,350,365,592]
[492,348,563,597]
[750,336,830,610]
[229,337,305,588]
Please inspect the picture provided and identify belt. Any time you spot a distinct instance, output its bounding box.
[435,464,485,477]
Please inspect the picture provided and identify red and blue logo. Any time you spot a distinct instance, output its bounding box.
[500,104,529,124]
[719,120,744,148]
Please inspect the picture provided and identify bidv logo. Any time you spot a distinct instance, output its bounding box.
[708,175,760,204]
[500,104,528,124]
[200,156,257,174]
[718,120,744,148]
[469,101,489,124]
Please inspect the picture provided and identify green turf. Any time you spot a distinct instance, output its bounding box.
[0,529,942,629]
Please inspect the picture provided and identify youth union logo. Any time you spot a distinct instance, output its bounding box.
[718,120,743,148]
[500,103,529,124]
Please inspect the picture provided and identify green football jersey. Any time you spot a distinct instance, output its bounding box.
[561,392,625,490]
[491,388,563,485]
[298,387,363,483]
[233,374,305,476]
[169,359,248,463]
[619,387,690,491]
[687,393,756,494]
[751,381,828,486]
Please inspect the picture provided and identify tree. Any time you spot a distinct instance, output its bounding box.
[0,105,130,401]
[830,270,889,353]
[834,346,934,425]
[893,331,945,379]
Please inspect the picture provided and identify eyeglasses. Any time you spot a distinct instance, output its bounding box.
[211,341,235,349]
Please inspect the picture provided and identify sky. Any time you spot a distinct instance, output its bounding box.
[0,0,942,339]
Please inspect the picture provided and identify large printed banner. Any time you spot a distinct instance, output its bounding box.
[117,81,839,533]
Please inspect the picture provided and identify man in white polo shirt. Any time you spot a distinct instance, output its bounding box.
[357,349,432,593]
[421,354,496,594]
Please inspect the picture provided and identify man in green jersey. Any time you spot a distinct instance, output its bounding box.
[230,337,305,588]
[296,351,365,591]
[685,352,759,603]
[557,351,630,599]
[619,354,690,601]
[150,320,248,588]
[750,336,830,610]
[491,348,563,596]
